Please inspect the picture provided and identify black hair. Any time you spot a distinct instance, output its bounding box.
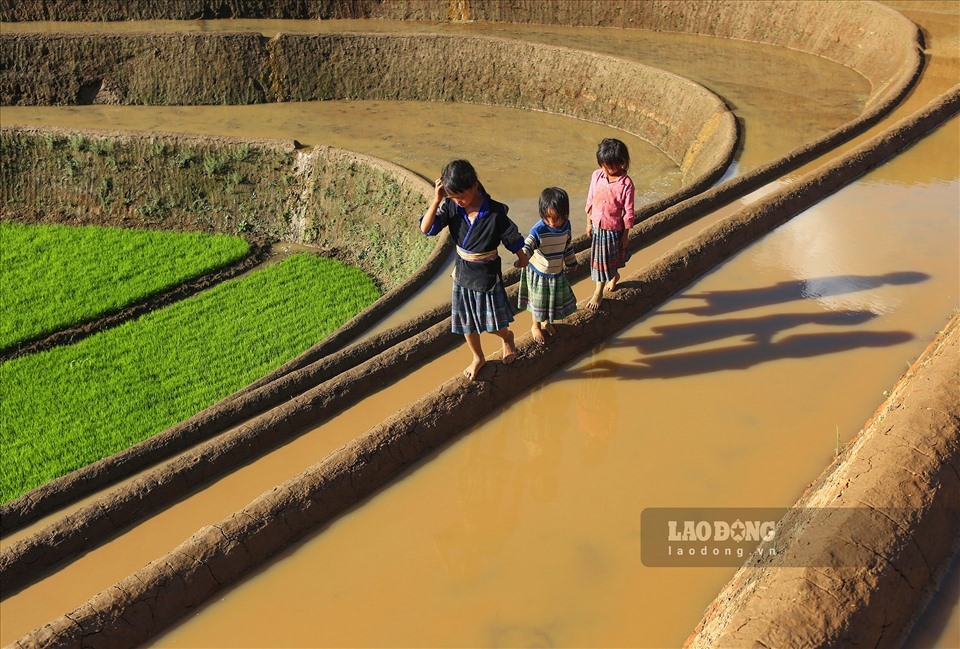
[441,159,485,195]
[596,138,630,173]
[539,187,570,222]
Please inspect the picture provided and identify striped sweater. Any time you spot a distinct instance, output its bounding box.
[522,219,578,276]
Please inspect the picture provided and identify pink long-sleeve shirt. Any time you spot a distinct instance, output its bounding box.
[585,168,636,231]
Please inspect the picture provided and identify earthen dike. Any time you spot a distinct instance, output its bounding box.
[0,1,957,647]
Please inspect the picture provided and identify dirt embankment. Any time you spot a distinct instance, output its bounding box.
[0,0,364,21]
[687,311,960,648]
[0,128,435,290]
[0,0,920,107]
[0,31,735,191]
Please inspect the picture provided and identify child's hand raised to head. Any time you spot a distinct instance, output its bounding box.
[433,178,447,204]
[514,249,529,268]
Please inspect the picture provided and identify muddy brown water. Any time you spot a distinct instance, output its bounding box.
[1,8,958,647]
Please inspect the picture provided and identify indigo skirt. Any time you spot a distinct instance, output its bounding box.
[451,281,515,334]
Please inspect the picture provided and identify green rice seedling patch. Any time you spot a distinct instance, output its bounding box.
[0,253,379,503]
[0,222,250,350]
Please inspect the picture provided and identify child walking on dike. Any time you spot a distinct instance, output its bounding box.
[420,159,529,381]
[517,187,579,344]
[586,138,636,310]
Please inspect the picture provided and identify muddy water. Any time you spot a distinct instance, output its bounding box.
[0,11,957,649]
[149,120,958,648]
[0,106,674,640]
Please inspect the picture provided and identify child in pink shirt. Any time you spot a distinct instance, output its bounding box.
[585,138,635,310]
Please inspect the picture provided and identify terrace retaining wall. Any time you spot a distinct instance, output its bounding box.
[0,31,736,189]
[686,313,960,648]
[0,128,436,289]
[0,0,920,112]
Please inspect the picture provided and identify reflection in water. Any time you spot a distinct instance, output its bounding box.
[489,624,555,649]
[519,387,565,503]
[574,355,620,466]
[434,421,521,583]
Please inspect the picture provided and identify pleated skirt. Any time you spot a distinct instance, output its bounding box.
[451,281,514,334]
[590,227,629,282]
[517,267,578,323]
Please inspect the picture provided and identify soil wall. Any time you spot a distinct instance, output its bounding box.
[0,0,919,110]
[686,312,960,648]
[0,127,435,288]
[0,32,735,186]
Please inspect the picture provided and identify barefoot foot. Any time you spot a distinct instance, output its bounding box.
[544,323,557,336]
[531,324,547,345]
[586,293,603,311]
[463,357,485,381]
[605,272,620,293]
[501,330,517,365]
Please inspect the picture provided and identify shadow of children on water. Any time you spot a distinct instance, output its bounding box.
[661,271,929,316]
[566,328,913,381]
[612,310,879,355]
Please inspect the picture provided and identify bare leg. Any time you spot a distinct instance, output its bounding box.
[463,332,485,380]
[587,282,604,310]
[492,328,517,364]
[531,321,546,345]
[606,271,621,293]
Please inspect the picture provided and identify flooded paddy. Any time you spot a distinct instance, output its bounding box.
[1,4,958,647]
[148,119,958,649]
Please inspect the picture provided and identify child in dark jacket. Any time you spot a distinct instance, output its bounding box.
[420,159,529,380]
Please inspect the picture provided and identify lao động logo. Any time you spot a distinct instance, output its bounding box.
[641,508,783,567]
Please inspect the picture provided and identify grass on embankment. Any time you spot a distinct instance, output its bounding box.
[0,252,380,504]
[0,221,250,350]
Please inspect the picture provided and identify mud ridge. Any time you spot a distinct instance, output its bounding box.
[0,1,921,109]
[9,78,958,649]
[685,310,960,648]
